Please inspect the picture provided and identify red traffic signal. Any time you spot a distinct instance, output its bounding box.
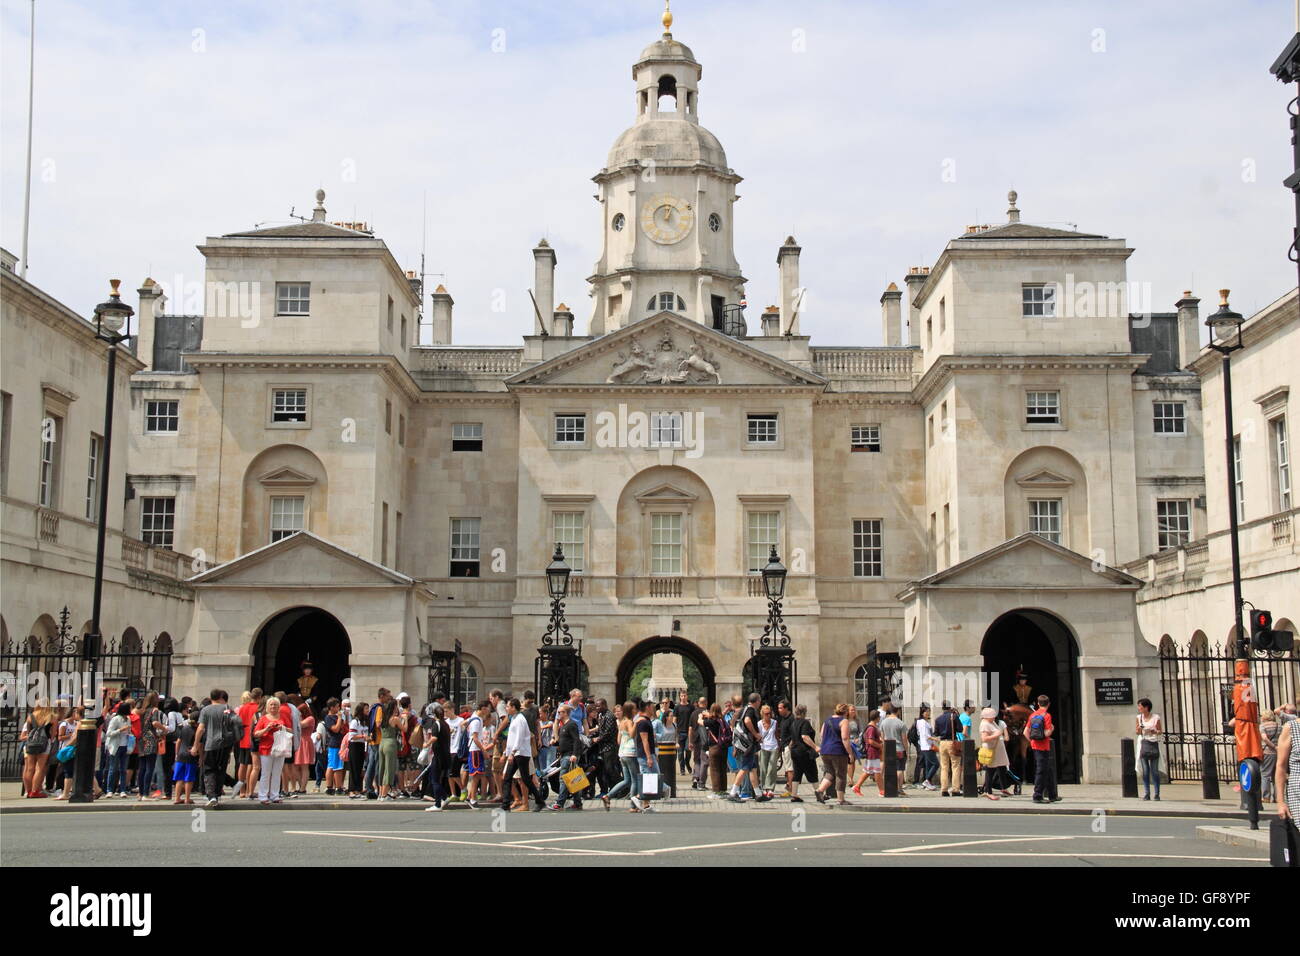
[1251,609,1295,652]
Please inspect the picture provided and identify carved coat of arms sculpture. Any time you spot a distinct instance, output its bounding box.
[606,332,722,385]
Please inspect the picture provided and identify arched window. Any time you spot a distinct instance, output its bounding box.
[853,663,871,708]
[458,662,480,707]
[647,292,686,313]
[656,74,677,113]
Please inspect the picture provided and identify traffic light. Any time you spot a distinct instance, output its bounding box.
[1250,609,1295,652]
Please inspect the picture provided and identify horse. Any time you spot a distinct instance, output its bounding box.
[1003,703,1032,794]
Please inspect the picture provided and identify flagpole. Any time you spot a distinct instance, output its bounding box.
[19,0,36,278]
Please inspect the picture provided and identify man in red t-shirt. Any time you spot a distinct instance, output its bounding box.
[1027,695,1059,803]
[237,689,263,799]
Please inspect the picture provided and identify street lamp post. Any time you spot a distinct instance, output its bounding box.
[749,546,796,705]
[543,543,573,646]
[759,546,789,647]
[1204,290,1246,660]
[70,280,133,804]
[536,544,581,707]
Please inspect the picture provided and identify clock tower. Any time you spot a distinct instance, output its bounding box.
[588,5,746,335]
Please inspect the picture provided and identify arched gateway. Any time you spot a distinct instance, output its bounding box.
[250,607,351,711]
[981,608,1083,784]
[615,636,715,704]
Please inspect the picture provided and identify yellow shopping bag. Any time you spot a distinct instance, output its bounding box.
[560,765,589,794]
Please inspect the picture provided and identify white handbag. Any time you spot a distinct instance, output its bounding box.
[271,728,294,758]
[641,771,659,797]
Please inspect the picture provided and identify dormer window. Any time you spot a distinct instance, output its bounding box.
[648,292,687,312]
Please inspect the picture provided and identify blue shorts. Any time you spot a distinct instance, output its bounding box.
[736,752,758,771]
[327,747,343,771]
[467,751,486,776]
[172,762,198,783]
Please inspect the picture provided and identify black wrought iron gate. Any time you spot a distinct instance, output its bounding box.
[1,608,173,781]
[1158,642,1299,782]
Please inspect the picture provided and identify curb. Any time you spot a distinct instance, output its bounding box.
[0,798,1251,819]
[1195,825,1270,848]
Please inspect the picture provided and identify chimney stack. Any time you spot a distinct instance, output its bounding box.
[136,278,166,368]
[903,267,930,347]
[880,283,903,346]
[761,305,780,337]
[552,303,574,336]
[1175,291,1201,369]
[430,284,454,345]
[532,239,556,336]
[777,236,802,336]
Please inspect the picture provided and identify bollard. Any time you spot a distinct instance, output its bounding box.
[1241,758,1261,830]
[883,739,899,797]
[1120,737,1138,798]
[1201,739,1220,800]
[962,738,979,797]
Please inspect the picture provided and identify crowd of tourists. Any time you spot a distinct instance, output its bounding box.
[16,685,1300,825]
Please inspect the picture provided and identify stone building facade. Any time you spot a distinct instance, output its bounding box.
[5,19,1292,783]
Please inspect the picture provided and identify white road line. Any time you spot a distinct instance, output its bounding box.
[498,831,654,846]
[884,836,1073,853]
[638,832,852,855]
[283,829,642,855]
[864,851,1266,862]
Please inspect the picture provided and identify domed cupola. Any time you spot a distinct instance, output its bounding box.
[588,2,746,337]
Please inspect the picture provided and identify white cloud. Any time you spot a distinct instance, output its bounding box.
[1,0,1292,345]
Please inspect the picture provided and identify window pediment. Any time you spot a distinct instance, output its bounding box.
[636,483,697,504]
[1015,468,1073,490]
[258,466,317,488]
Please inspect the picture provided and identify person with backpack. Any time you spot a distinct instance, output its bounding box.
[728,693,763,803]
[20,702,57,798]
[1027,694,1060,803]
[935,700,963,796]
[192,689,240,807]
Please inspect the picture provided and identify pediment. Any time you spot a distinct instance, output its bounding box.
[635,482,698,503]
[1015,469,1074,489]
[189,531,420,590]
[904,533,1142,593]
[258,466,317,487]
[505,312,827,389]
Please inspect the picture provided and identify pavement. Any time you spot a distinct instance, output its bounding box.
[0,779,1266,820]
[0,805,1269,866]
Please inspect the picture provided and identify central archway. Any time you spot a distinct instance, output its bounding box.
[981,608,1083,785]
[615,636,715,705]
[250,607,351,711]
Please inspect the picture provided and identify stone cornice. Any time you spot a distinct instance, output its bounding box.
[814,393,919,407]
[1187,289,1298,376]
[508,383,826,396]
[1,270,147,375]
[415,394,519,407]
[182,352,422,402]
[593,160,742,186]
[913,353,1148,406]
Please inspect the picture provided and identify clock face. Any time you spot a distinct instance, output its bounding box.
[640,195,694,244]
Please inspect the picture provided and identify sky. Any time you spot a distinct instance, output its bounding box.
[1,0,1295,346]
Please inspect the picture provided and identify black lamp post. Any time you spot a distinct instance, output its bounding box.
[70,279,133,804]
[1205,290,1247,661]
[543,543,573,646]
[758,545,789,646]
[749,546,796,704]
